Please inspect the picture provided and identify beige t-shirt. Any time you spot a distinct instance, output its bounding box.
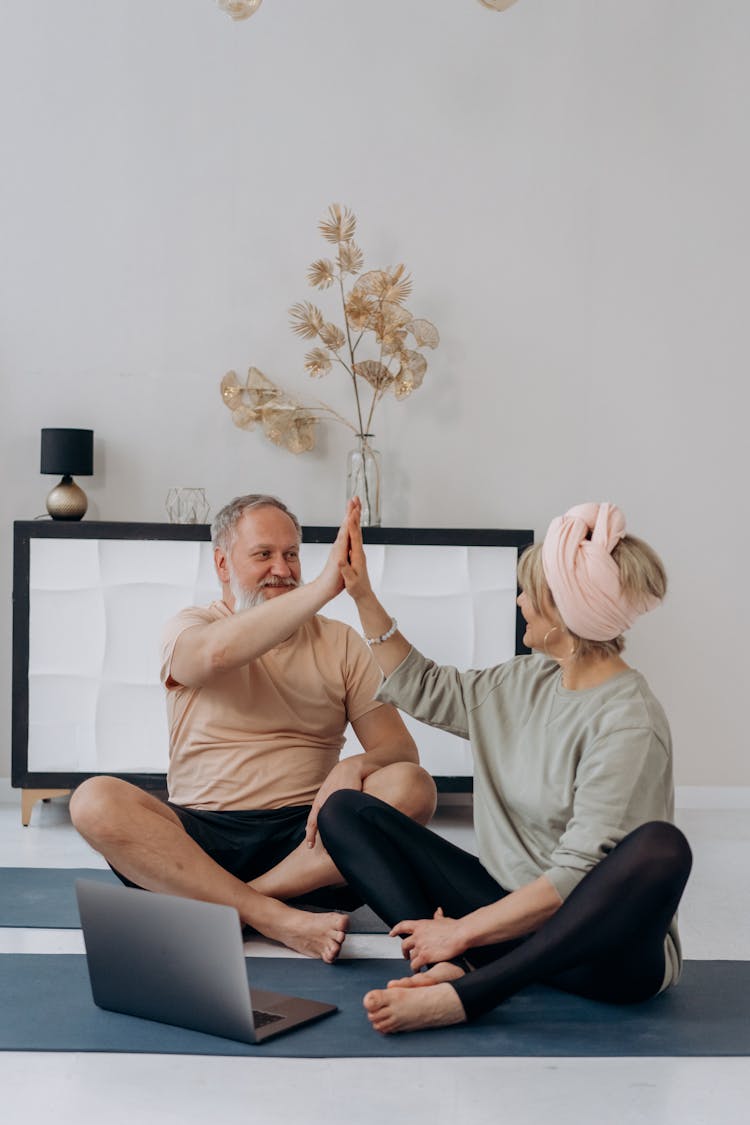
[160,600,384,811]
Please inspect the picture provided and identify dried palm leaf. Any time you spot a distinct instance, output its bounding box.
[380,330,408,356]
[406,318,440,349]
[220,370,244,409]
[380,301,413,330]
[246,366,282,405]
[307,258,336,290]
[318,322,346,351]
[393,350,428,398]
[261,402,317,453]
[337,241,364,275]
[354,360,394,391]
[319,203,357,245]
[344,291,376,330]
[289,301,325,339]
[231,404,260,430]
[382,264,413,304]
[304,348,333,377]
[353,270,391,299]
[285,414,317,454]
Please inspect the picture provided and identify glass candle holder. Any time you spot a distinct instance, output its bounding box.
[165,488,210,525]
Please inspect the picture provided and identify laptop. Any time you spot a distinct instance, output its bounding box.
[75,879,337,1044]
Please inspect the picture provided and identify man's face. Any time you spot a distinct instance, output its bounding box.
[216,506,302,612]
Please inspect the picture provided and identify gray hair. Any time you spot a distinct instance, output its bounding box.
[211,494,302,552]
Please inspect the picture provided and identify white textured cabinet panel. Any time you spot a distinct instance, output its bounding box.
[18,529,529,782]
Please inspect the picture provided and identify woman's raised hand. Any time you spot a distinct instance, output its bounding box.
[340,497,374,604]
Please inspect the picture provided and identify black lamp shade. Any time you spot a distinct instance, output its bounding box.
[40,428,94,476]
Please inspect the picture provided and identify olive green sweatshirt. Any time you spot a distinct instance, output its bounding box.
[378,648,681,988]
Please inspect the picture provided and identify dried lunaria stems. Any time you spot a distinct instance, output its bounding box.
[220,204,439,454]
[218,0,263,19]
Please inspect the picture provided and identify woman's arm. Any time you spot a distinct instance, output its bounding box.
[393,876,564,971]
[339,499,412,678]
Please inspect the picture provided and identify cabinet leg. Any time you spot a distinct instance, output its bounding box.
[21,788,71,826]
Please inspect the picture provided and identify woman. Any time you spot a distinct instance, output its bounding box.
[317,499,692,1034]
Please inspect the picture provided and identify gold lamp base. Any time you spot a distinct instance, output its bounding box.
[46,475,88,520]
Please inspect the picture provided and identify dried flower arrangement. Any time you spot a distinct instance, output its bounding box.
[219,204,439,456]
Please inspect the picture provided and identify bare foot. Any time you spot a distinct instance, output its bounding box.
[387,961,466,989]
[363,982,467,1034]
[256,903,349,963]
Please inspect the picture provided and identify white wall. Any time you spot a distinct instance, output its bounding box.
[1,0,747,785]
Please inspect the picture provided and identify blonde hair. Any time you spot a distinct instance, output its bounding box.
[517,535,667,658]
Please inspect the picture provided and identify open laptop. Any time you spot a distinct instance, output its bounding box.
[75,879,337,1044]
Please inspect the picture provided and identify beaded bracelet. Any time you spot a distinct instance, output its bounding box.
[365,617,398,646]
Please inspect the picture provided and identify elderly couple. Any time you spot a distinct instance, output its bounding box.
[71,493,691,1035]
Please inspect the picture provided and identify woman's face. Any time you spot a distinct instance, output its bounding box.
[517,588,563,654]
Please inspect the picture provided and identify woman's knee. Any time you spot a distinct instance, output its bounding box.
[623,821,693,882]
[317,788,375,851]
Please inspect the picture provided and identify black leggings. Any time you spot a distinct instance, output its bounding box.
[317,791,692,1021]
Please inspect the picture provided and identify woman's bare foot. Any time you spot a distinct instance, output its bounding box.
[387,961,466,989]
[363,982,467,1034]
[255,902,349,963]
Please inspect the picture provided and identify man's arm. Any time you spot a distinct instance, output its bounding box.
[170,520,349,688]
[304,703,419,847]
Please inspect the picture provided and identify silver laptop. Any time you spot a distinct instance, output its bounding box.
[75,879,337,1044]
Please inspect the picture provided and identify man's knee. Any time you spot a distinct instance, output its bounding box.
[69,776,139,841]
[363,761,437,824]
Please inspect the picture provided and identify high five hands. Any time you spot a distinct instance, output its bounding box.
[336,497,373,604]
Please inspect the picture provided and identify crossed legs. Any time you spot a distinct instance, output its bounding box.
[69,763,436,963]
[317,790,692,1032]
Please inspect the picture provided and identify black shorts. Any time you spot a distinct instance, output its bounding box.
[110,801,363,909]
[167,802,312,881]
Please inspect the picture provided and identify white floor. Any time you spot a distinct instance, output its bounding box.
[1,796,749,1125]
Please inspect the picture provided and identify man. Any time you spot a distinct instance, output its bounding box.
[70,494,436,962]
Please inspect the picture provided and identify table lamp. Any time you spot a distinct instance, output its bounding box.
[40,428,94,520]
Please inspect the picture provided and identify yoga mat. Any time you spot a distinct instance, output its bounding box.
[0,956,746,1058]
[0,867,388,933]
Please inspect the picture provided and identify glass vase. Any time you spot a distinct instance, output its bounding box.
[346,434,382,527]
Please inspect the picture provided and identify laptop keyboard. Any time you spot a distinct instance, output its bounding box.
[252,1008,284,1029]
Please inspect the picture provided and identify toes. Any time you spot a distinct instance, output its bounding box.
[363,990,385,1012]
[387,976,417,989]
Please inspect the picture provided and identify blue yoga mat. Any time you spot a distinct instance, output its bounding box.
[0,956,746,1057]
[0,867,387,933]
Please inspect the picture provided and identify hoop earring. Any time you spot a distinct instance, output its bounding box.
[543,624,578,663]
[542,626,560,659]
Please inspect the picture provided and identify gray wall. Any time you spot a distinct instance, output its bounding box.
[1,0,747,785]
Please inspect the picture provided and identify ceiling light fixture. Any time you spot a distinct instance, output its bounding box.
[218,0,262,20]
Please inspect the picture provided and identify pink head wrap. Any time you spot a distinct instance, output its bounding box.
[541,503,660,642]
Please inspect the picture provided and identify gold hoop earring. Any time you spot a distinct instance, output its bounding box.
[542,626,560,659]
[543,624,577,663]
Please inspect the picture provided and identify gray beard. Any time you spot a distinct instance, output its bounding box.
[228,568,302,613]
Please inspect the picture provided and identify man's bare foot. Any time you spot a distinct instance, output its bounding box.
[256,903,349,963]
[363,982,467,1034]
[387,961,466,989]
